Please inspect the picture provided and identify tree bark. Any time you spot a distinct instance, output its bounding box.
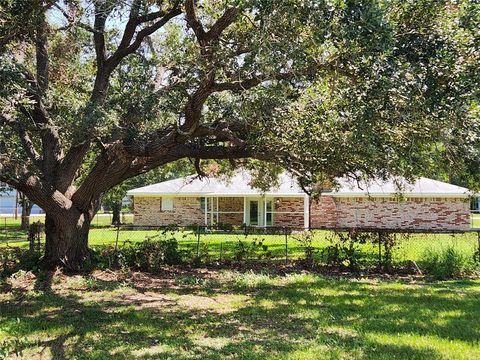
[42,212,92,270]
[20,199,33,231]
[111,203,122,225]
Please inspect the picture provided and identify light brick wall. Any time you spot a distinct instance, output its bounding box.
[133,196,245,226]
[133,197,204,226]
[133,196,307,228]
[273,197,305,229]
[134,195,470,230]
[310,196,470,230]
[217,197,243,225]
[310,196,337,228]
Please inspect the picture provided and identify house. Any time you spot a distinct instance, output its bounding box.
[127,172,472,231]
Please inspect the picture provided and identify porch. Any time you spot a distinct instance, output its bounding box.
[201,195,309,229]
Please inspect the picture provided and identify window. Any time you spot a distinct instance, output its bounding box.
[266,200,273,226]
[200,197,206,211]
[161,197,173,211]
[249,201,258,225]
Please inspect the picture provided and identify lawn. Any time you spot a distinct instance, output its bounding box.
[1,227,479,267]
[472,214,480,228]
[0,213,134,228]
[0,270,479,359]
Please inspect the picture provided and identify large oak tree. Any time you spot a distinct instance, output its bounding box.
[0,0,478,269]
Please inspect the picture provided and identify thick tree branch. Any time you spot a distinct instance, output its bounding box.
[35,12,48,93]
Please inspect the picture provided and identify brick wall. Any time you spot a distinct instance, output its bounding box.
[135,195,470,230]
[133,197,204,226]
[273,197,305,229]
[310,196,337,228]
[133,196,245,226]
[217,197,243,226]
[310,196,470,230]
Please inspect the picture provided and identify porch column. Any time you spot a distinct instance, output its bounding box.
[264,196,267,227]
[204,197,208,226]
[243,197,247,225]
[216,197,219,224]
[304,195,309,230]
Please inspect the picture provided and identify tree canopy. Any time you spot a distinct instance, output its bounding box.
[0,0,478,268]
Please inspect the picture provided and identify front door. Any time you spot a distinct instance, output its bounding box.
[247,198,274,226]
[248,200,260,226]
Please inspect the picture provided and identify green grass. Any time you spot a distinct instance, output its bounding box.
[472,214,480,228]
[0,213,134,228]
[1,228,479,266]
[0,270,479,359]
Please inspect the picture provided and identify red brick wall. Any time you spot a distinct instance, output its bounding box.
[310,196,337,228]
[217,197,243,225]
[309,196,470,230]
[273,197,305,229]
[133,197,204,226]
[134,196,245,226]
[134,195,470,230]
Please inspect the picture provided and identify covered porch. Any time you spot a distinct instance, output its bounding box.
[201,195,309,229]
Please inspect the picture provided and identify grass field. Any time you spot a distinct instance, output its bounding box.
[1,226,479,266]
[0,213,134,228]
[473,213,480,228]
[0,270,479,359]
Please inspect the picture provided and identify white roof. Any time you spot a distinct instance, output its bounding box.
[127,172,305,197]
[331,176,470,197]
[127,172,470,198]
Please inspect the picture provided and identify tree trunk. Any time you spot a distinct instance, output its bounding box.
[20,200,34,231]
[42,213,92,270]
[111,203,121,225]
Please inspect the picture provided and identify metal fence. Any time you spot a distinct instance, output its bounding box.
[2,221,479,269]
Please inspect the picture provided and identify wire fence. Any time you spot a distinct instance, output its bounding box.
[2,221,479,270]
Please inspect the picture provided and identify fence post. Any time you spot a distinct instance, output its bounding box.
[284,227,288,265]
[477,231,480,261]
[196,225,201,257]
[377,232,382,269]
[115,223,120,251]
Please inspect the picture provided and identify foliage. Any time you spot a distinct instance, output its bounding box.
[421,245,479,279]
[293,231,318,268]
[322,230,376,271]
[376,232,402,272]
[0,247,41,277]
[0,318,26,360]
[0,0,479,269]
[233,238,271,262]
[92,236,183,273]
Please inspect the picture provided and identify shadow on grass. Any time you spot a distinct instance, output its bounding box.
[0,273,478,359]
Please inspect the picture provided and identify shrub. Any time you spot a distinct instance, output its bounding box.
[233,238,271,262]
[322,231,375,271]
[0,248,41,277]
[293,232,317,268]
[421,245,478,279]
[93,235,183,273]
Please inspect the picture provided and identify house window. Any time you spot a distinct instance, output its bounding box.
[266,200,273,226]
[161,197,173,211]
[200,197,206,211]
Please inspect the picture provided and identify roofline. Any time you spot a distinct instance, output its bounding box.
[127,191,470,198]
[329,192,470,198]
[126,192,306,197]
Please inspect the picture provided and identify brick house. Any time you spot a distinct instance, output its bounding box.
[127,172,472,230]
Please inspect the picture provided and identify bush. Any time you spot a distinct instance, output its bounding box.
[322,231,375,271]
[233,238,271,262]
[93,235,183,273]
[293,232,317,268]
[421,245,478,279]
[0,248,41,277]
